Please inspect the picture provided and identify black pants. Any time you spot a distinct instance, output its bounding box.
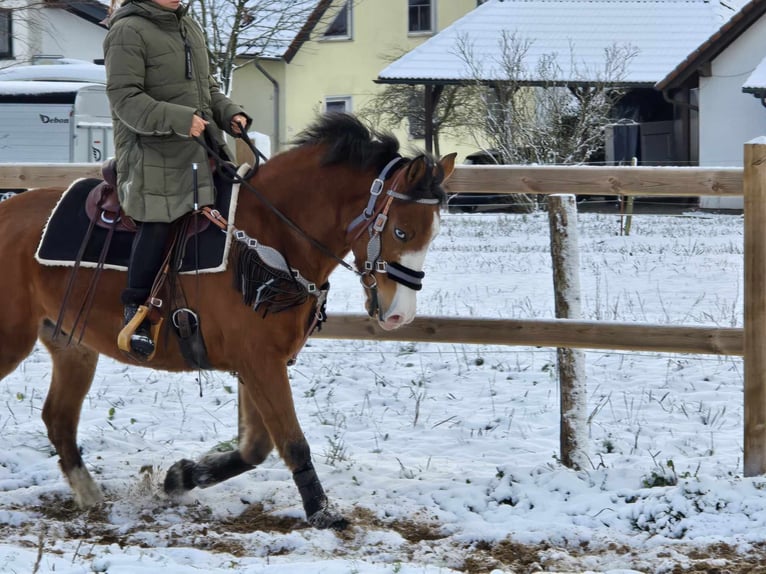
[120,221,172,306]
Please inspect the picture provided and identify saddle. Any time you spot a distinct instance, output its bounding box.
[83,158,211,238]
[56,158,235,367]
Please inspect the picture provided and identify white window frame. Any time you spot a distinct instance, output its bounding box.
[325,96,353,114]
[408,0,435,36]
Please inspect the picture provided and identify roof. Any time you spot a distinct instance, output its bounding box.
[743,54,766,93]
[656,0,766,91]
[45,0,109,28]
[378,0,738,87]
[0,62,106,83]
[204,0,324,60]
[0,80,104,96]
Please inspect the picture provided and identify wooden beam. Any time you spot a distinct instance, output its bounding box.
[0,164,102,190]
[445,164,743,197]
[314,314,743,356]
[744,140,766,476]
[0,164,744,198]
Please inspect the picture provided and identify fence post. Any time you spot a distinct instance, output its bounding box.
[744,139,766,476]
[548,194,588,470]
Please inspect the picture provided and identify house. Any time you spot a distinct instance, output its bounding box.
[375,0,739,165]
[1,1,483,158]
[0,0,108,67]
[657,0,766,210]
[230,0,481,156]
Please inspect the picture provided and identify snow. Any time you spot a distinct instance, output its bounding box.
[744,56,766,92]
[0,206,759,572]
[378,0,737,85]
[0,63,106,84]
[0,80,103,96]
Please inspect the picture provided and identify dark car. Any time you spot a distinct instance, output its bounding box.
[447,150,528,213]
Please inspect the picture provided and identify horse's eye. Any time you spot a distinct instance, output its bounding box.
[393,227,408,241]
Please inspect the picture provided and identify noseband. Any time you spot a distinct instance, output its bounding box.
[346,157,440,318]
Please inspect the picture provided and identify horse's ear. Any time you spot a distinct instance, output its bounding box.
[405,156,428,185]
[439,153,457,182]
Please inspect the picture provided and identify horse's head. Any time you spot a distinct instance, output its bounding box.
[350,152,456,331]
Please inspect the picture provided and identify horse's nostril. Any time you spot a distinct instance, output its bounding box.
[388,315,402,324]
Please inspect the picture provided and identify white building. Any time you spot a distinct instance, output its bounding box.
[658,0,766,210]
[0,0,107,68]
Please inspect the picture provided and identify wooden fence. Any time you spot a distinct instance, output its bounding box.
[1,149,763,475]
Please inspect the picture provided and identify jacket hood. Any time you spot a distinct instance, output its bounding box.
[109,0,188,27]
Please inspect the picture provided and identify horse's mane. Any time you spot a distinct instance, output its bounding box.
[291,112,446,204]
[292,112,400,172]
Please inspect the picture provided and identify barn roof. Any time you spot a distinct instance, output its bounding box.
[377,0,739,87]
[656,0,766,93]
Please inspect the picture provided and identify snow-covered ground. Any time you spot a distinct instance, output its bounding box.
[0,208,759,573]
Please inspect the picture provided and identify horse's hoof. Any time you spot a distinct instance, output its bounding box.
[307,506,349,530]
[164,459,197,495]
[68,465,104,509]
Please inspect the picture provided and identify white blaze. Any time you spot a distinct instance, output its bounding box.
[379,212,440,329]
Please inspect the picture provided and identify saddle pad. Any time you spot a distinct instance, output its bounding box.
[34,165,245,274]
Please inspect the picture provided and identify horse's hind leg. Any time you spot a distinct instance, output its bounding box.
[164,375,274,493]
[38,320,102,508]
[0,313,38,381]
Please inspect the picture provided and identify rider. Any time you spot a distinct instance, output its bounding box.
[104,0,251,358]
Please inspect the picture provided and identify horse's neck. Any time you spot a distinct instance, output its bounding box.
[234,173,366,284]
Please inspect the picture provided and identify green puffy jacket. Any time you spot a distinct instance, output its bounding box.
[104,0,249,222]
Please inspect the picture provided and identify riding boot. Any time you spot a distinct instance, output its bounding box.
[119,221,171,357]
[123,303,155,358]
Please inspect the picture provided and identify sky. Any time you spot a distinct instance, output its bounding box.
[0,205,761,573]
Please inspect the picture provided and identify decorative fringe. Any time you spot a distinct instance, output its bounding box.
[232,240,309,316]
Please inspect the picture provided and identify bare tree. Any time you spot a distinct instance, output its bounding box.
[358,51,479,157]
[1,1,54,66]
[186,0,335,95]
[456,31,638,166]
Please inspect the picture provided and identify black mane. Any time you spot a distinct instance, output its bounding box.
[292,112,446,204]
[292,112,401,172]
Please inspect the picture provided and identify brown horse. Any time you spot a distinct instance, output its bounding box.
[0,113,455,529]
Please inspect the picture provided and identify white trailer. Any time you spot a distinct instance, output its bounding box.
[0,80,113,164]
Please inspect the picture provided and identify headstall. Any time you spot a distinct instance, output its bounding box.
[346,156,440,318]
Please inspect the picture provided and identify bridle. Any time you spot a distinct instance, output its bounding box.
[196,130,440,320]
[345,156,440,319]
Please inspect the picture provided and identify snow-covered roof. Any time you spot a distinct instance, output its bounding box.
[0,80,104,95]
[192,0,322,60]
[743,55,766,92]
[657,0,766,92]
[0,62,106,83]
[378,0,739,86]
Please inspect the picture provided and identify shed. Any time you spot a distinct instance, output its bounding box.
[376,0,737,163]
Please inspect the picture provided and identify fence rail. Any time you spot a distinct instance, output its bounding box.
[0,163,745,197]
[0,159,760,473]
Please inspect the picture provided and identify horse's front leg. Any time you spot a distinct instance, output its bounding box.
[164,368,347,529]
[164,375,272,492]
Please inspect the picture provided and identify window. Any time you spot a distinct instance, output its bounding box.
[408,0,433,34]
[0,9,12,59]
[325,96,352,114]
[323,1,352,39]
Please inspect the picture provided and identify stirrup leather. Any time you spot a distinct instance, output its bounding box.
[117,304,163,361]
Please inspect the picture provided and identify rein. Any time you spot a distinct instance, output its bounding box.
[194,132,359,277]
[196,128,438,319]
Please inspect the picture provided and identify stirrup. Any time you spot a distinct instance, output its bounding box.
[117,304,163,361]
